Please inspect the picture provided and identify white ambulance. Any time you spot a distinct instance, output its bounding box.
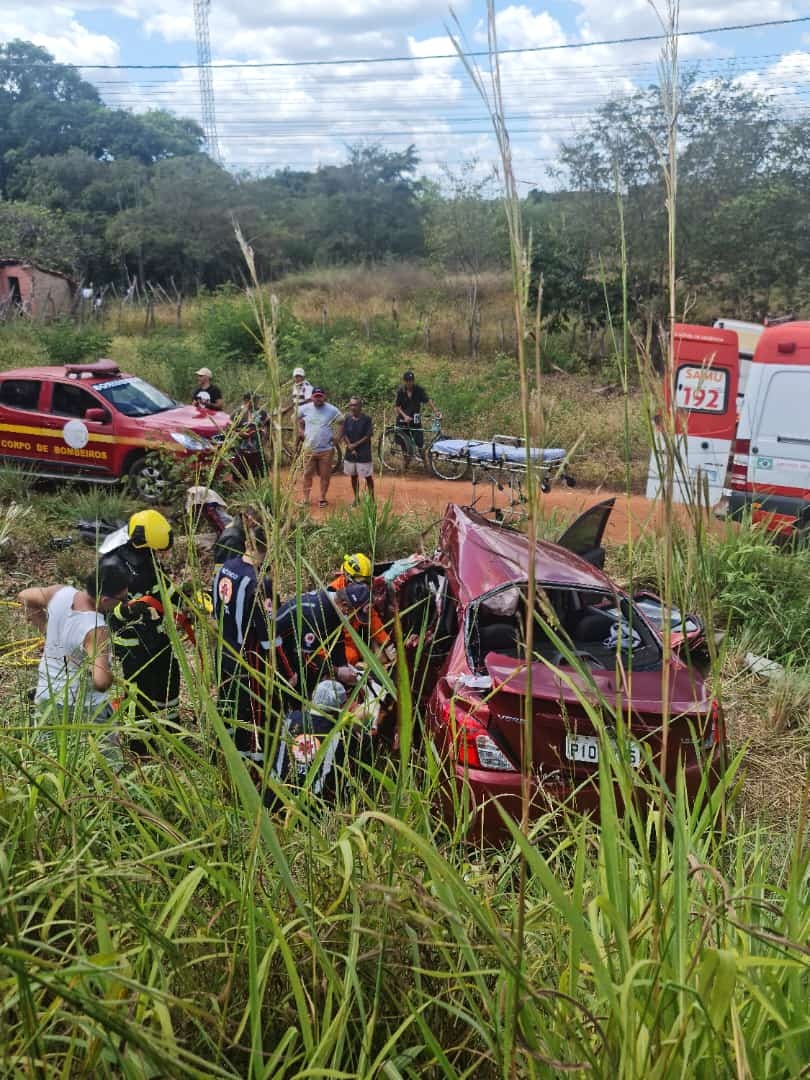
[725,321,810,538]
[646,321,810,539]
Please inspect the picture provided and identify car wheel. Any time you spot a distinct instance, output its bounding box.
[127,457,169,502]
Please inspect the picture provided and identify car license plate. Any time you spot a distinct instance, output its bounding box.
[565,734,640,768]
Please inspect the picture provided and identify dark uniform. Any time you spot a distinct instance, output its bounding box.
[212,555,273,763]
[267,681,372,809]
[274,590,348,696]
[213,516,246,567]
[101,542,184,753]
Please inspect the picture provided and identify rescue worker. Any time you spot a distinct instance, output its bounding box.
[329,553,395,665]
[267,680,374,808]
[100,509,188,755]
[274,584,370,696]
[97,508,172,596]
[212,523,275,771]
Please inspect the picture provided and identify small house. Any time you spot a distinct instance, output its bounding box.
[0,260,76,319]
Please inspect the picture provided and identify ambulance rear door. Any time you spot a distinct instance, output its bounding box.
[746,328,810,531]
[646,324,739,506]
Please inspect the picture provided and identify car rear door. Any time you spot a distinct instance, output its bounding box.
[0,376,47,468]
[646,325,739,506]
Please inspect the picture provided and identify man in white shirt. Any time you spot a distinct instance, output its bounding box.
[298,387,343,508]
[18,565,129,763]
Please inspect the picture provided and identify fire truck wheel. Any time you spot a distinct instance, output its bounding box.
[127,457,169,503]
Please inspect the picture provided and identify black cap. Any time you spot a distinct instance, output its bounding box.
[402,370,414,380]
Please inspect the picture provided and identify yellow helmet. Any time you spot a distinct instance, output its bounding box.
[129,509,173,551]
[342,552,372,582]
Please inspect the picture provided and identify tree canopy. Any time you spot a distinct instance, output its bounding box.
[4,42,810,324]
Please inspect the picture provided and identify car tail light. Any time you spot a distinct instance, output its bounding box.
[729,438,750,492]
[441,701,516,772]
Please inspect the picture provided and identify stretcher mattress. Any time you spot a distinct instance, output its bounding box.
[431,439,566,465]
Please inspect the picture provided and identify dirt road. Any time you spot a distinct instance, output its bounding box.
[303,470,700,542]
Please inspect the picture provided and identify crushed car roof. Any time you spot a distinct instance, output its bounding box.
[439,503,616,603]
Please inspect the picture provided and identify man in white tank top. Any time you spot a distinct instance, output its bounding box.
[18,566,129,760]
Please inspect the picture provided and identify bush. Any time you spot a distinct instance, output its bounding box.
[34,320,111,365]
[136,330,207,403]
[196,289,263,364]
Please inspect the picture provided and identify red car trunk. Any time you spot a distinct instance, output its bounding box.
[483,655,711,787]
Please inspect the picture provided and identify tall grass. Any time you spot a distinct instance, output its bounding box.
[1,5,809,1077]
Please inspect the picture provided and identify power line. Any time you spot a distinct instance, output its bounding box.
[10,15,810,71]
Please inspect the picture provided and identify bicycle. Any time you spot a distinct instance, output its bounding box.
[377,414,469,481]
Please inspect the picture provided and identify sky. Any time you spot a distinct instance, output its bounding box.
[3,0,810,185]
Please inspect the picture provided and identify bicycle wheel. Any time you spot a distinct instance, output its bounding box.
[378,427,408,473]
[430,436,470,481]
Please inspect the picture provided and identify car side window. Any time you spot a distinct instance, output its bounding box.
[0,379,41,410]
[51,383,99,419]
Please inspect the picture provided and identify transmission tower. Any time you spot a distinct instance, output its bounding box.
[193,0,222,163]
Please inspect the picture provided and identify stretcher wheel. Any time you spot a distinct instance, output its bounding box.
[430,450,469,482]
[564,474,577,487]
[540,478,551,494]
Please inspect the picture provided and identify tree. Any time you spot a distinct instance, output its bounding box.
[424,161,508,277]
[555,75,794,322]
[0,201,79,274]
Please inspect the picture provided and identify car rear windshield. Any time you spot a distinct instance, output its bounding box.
[94,377,175,417]
[468,583,662,672]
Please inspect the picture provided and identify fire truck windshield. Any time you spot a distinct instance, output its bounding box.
[95,377,176,417]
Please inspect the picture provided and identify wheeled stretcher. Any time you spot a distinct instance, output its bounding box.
[429,434,575,492]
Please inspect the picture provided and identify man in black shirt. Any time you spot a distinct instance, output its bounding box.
[342,395,374,504]
[394,370,439,465]
[193,367,223,410]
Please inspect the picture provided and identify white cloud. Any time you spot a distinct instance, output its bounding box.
[0,6,120,66]
[0,0,804,183]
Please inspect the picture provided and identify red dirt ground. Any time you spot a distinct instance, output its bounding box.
[300,469,710,541]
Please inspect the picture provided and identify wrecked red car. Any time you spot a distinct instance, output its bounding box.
[388,500,722,843]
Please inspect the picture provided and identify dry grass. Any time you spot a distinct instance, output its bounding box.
[722,653,810,826]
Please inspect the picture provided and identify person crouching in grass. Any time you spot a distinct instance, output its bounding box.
[18,565,129,767]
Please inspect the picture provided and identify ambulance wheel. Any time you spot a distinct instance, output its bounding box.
[127,456,169,503]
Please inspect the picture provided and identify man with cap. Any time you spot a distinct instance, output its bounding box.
[291,366,313,409]
[193,368,223,410]
[274,584,369,695]
[18,564,129,764]
[297,387,343,508]
[394,370,439,466]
